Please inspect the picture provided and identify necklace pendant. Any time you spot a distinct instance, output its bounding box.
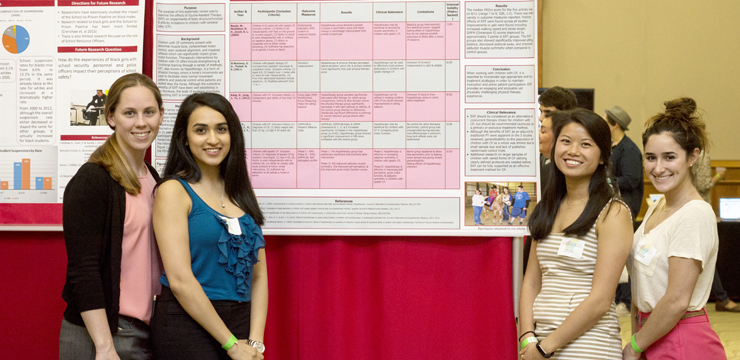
[221,203,226,208]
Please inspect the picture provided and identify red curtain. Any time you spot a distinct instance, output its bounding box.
[0,232,516,360]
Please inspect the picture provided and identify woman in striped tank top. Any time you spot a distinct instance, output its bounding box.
[519,109,633,359]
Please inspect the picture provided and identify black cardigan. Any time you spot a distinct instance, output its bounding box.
[61,162,159,335]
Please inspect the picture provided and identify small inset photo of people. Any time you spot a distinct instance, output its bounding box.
[465,181,538,226]
[69,89,108,126]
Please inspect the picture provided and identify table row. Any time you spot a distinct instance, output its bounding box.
[243,148,460,189]
[228,60,460,92]
[156,121,460,157]
[229,92,460,122]
[230,21,460,61]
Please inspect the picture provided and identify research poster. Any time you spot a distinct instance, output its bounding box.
[0,0,145,205]
[152,0,539,236]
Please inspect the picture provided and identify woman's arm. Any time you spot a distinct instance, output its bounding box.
[535,202,633,356]
[248,249,268,345]
[79,309,119,360]
[63,164,119,356]
[518,239,542,353]
[623,257,701,358]
[692,153,714,193]
[153,181,262,360]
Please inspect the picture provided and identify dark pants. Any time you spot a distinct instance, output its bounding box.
[59,316,152,360]
[615,280,631,307]
[712,270,729,302]
[150,286,251,360]
[83,110,100,125]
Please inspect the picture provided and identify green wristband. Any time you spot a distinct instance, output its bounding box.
[222,334,238,350]
[630,334,644,353]
[520,336,538,350]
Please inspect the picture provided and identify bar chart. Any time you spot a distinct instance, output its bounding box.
[0,146,57,203]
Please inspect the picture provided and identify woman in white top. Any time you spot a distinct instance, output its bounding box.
[623,98,726,359]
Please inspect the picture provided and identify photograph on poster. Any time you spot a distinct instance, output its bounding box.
[465,181,537,226]
[68,89,108,126]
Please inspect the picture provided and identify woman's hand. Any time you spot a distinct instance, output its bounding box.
[226,340,264,360]
[622,343,643,360]
[93,344,120,360]
[520,342,545,360]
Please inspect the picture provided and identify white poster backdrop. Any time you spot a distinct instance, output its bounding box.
[0,0,145,205]
[152,0,539,236]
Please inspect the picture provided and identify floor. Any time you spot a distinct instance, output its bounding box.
[618,302,740,359]
[464,205,529,226]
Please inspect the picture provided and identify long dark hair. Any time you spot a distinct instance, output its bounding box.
[160,92,264,225]
[529,108,617,240]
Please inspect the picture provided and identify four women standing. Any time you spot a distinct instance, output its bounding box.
[60,73,728,359]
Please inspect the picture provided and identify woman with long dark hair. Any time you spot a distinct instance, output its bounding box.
[623,98,725,359]
[60,73,164,359]
[150,93,267,360]
[519,109,632,359]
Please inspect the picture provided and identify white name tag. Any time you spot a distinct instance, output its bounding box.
[634,242,657,266]
[557,238,585,259]
[220,216,242,236]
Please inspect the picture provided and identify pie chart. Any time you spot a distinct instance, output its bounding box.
[3,25,30,54]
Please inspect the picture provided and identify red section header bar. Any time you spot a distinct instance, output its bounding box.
[58,0,139,6]
[61,135,110,141]
[57,46,137,53]
[0,1,54,6]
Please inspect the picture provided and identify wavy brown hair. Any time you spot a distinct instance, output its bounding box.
[642,97,709,155]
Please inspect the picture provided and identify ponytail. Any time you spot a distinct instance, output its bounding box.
[88,134,142,195]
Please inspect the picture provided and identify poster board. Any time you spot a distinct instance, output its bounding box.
[1,0,539,237]
[0,0,147,229]
[152,0,539,236]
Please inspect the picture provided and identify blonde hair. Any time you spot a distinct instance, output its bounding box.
[88,135,143,195]
[88,73,162,195]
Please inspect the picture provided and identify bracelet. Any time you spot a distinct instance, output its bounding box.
[536,340,554,358]
[630,334,644,353]
[520,336,538,350]
[222,334,238,350]
[716,174,722,180]
[518,330,536,342]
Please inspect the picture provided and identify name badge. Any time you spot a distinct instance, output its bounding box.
[220,216,242,236]
[634,242,657,266]
[557,238,585,259]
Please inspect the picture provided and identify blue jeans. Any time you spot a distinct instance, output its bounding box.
[503,206,510,221]
[473,206,483,224]
[59,316,152,360]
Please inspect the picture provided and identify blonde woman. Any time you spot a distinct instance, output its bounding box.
[60,73,164,360]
